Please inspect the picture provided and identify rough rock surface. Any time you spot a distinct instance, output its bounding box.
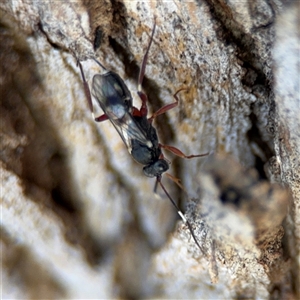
[1,1,298,299]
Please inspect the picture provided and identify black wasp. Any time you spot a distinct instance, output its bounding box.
[78,19,208,251]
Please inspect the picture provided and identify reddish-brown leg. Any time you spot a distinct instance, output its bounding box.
[137,18,157,117]
[136,19,186,123]
[164,172,187,192]
[159,143,209,159]
[78,60,94,114]
[148,88,186,123]
[136,92,148,117]
[95,114,109,122]
[78,60,110,123]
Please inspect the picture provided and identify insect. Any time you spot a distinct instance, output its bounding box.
[78,19,208,252]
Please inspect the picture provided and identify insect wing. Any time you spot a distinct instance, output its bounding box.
[108,111,153,153]
[92,71,152,153]
[92,71,133,117]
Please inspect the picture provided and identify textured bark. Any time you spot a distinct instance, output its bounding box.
[1,0,298,299]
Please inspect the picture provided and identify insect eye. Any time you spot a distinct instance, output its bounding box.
[156,160,169,172]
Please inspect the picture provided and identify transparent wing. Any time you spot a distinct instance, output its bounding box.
[92,71,153,152]
[108,111,153,153]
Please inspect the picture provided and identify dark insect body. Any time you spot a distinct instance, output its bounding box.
[78,20,208,252]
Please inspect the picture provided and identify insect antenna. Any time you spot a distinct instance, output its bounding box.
[156,176,204,253]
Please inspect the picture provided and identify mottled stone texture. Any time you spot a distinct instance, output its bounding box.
[1,1,298,299]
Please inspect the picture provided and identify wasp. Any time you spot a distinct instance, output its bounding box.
[78,19,208,252]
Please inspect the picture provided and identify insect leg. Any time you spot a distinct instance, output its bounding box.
[157,176,204,253]
[95,114,109,122]
[159,144,209,159]
[77,60,94,114]
[78,60,109,122]
[164,172,187,192]
[148,88,186,122]
[137,18,157,117]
